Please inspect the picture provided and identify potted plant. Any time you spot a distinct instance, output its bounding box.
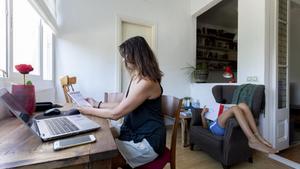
[11,64,35,115]
[193,62,208,83]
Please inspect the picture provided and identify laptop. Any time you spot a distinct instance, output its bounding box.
[0,88,100,141]
[67,91,92,107]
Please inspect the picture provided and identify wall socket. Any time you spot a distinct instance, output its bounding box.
[247,76,258,82]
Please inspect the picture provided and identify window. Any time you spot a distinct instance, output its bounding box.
[42,21,53,80]
[0,0,54,81]
[13,0,40,75]
[0,0,6,73]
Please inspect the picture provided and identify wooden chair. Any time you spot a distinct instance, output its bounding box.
[60,75,77,103]
[137,95,182,169]
[104,92,124,103]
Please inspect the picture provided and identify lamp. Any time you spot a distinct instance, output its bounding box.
[223,66,236,83]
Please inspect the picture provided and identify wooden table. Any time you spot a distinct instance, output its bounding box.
[180,108,202,147]
[180,114,192,147]
[0,108,118,169]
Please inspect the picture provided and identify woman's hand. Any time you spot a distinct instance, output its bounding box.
[85,97,98,108]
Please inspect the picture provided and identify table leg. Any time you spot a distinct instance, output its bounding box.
[181,118,190,147]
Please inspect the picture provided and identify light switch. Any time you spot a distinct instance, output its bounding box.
[247,76,258,82]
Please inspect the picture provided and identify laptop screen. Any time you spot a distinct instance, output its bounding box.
[0,88,31,125]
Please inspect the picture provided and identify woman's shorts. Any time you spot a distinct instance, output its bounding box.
[115,138,158,168]
[209,120,225,136]
[111,120,158,168]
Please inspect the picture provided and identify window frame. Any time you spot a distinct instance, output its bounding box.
[1,0,54,90]
[0,0,8,76]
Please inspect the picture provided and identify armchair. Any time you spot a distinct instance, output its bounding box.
[189,85,265,169]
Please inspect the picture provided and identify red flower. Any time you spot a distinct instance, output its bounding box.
[15,64,34,74]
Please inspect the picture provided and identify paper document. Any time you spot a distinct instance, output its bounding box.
[205,103,236,121]
[67,91,92,107]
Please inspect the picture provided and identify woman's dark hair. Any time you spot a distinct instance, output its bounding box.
[119,36,163,83]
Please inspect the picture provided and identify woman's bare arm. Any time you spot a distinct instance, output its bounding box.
[78,79,160,120]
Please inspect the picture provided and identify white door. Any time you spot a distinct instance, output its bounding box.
[120,21,154,92]
[271,0,290,150]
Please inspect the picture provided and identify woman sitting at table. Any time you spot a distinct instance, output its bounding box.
[78,36,165,168]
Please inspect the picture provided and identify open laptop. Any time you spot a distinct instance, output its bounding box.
[0,88,100,141]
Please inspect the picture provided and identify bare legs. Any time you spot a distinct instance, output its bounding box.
[217,104,278,154]
[238,103,272,147]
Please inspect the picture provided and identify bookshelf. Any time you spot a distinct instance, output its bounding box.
[196,27,237,71]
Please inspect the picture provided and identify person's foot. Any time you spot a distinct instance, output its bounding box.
[254,132,273,147]
[248,139,278,154]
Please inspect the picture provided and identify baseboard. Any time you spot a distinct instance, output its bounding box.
[268,154,300,169]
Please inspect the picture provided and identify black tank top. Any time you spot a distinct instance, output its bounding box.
[118,80,166,155]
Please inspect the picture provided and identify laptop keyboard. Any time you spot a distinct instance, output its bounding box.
[44,117,79,135]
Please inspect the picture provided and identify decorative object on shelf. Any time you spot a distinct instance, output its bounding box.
[182,97,192,109]
[193,63,208,83]
[12,64,36,115]
[182,62,208,83]
[223,66,236,83]
[233,33,238,42]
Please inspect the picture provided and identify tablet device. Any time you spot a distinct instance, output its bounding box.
[67,91,92,107]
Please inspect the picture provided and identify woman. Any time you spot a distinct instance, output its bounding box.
[78,36,165,168]
[201,103,278,154]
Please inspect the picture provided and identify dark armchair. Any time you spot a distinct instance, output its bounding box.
[189,85,265,169]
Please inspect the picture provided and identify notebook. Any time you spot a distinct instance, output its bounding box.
[67,91,92,107]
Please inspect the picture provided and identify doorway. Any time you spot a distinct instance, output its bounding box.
[275,0,300,165]
[115,16,156,92]
[289,0,300,147]
[270,0,300,167]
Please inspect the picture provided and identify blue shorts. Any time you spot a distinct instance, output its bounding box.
[209,120,225,136]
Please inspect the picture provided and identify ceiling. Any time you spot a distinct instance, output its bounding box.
[197,0,238,30]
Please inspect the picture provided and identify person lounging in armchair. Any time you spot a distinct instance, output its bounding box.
[200,103,278,154]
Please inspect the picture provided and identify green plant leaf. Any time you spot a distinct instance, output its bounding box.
[26,80,33,85]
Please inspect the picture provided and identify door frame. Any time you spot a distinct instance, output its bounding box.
[115,15,157,92]
[268,0,290,151]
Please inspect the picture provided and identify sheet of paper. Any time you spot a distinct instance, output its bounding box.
[204,103,236,121]
[204,102,220,121]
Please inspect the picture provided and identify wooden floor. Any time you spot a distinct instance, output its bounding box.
[278,144,300,163]
[164,127,291,169]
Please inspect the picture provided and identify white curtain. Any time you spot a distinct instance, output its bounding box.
[27,0,57,34]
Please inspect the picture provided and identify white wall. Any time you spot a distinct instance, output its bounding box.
[290,4,300,105]
[190,0,222,16]
[55,0,194,103]
[237,0,267,84]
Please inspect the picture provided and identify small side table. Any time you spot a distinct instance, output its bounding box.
[180,114,192,147]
